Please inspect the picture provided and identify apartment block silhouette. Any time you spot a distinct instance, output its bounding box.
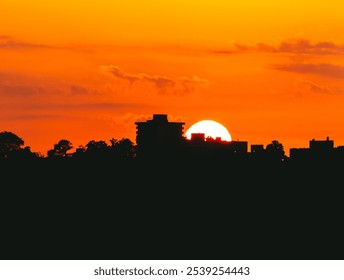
[135,114,186,158]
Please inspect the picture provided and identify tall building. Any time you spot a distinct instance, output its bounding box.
[135,114,186,158]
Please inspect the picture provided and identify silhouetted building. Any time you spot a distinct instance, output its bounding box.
[289,147,310,161]
[185,132,248,159]
[251,144,264,154]
[190,133,206,143]
[135,114,186,158]
[309,136,334,152]
[248,144,266,161]
[290,137,336,162]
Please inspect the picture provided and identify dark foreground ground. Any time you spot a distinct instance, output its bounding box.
[1,157,343,260]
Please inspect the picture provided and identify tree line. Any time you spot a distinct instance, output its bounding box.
[0,131,136,161]
[0,130,290,164]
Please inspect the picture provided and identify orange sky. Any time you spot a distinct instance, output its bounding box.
[1,0,344,156]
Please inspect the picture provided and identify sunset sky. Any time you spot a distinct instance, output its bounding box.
[1,0,344,156]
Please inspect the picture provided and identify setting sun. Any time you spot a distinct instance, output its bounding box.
[185,120,232,142]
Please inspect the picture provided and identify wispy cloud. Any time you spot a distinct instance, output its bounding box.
[0,84,45,96]
[132,113,184,123]
[69,85,91,95]
[271,63,344,79]
[0,114,62,121]
[295,79,334,95]
[0,35,93,53]
[276,39,344,55]
[0,102,145,123]
[22,102,140,110]
[0,71,100,99]
[213,38,344,56]
[104,65,175,87]
[0,35,53,50]
[100,65,208,95]
[0,35,11,40]
[0,82,94,98]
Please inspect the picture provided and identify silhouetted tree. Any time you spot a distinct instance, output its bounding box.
[9,146,39,160]
[76,140,109,159]
[0,131,39,160]
[110,138,136,159]
[73,145,86,158]
[86,140,108,152]
[0,131,25,159]
[266,140,286,162]
[47,139,73,158]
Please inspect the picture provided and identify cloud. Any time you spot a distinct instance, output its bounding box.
[23,102,139,110]
[0,102,145,123]
[0,72,100,99]
[0,72,55,100]
[118,113,154,125]
[0,114,62,121]
[102,65,175,89]
[0,35,92,53]
[218,38,344,81]
[0,84,46,96]
[132,113,184,123]
[214,38,344,56]
[276,39,344,55]
[0,35,52,50]
[294,79,334,95]
[0,35,11,40]
[69,85,90,95]
[271,63,344,79]
[100,65,208,95]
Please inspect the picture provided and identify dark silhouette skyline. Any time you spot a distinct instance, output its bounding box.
[1,113,343,261]
[1,113,343,165]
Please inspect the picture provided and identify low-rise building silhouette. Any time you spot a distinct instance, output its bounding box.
[186,132,247,159]
[310,136,334,152]
[289,136,340,162]
[251,144,264,154]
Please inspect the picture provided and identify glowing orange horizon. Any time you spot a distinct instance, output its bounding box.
[1,1,344,157]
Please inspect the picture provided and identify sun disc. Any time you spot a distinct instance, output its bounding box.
[185,120,232,142]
